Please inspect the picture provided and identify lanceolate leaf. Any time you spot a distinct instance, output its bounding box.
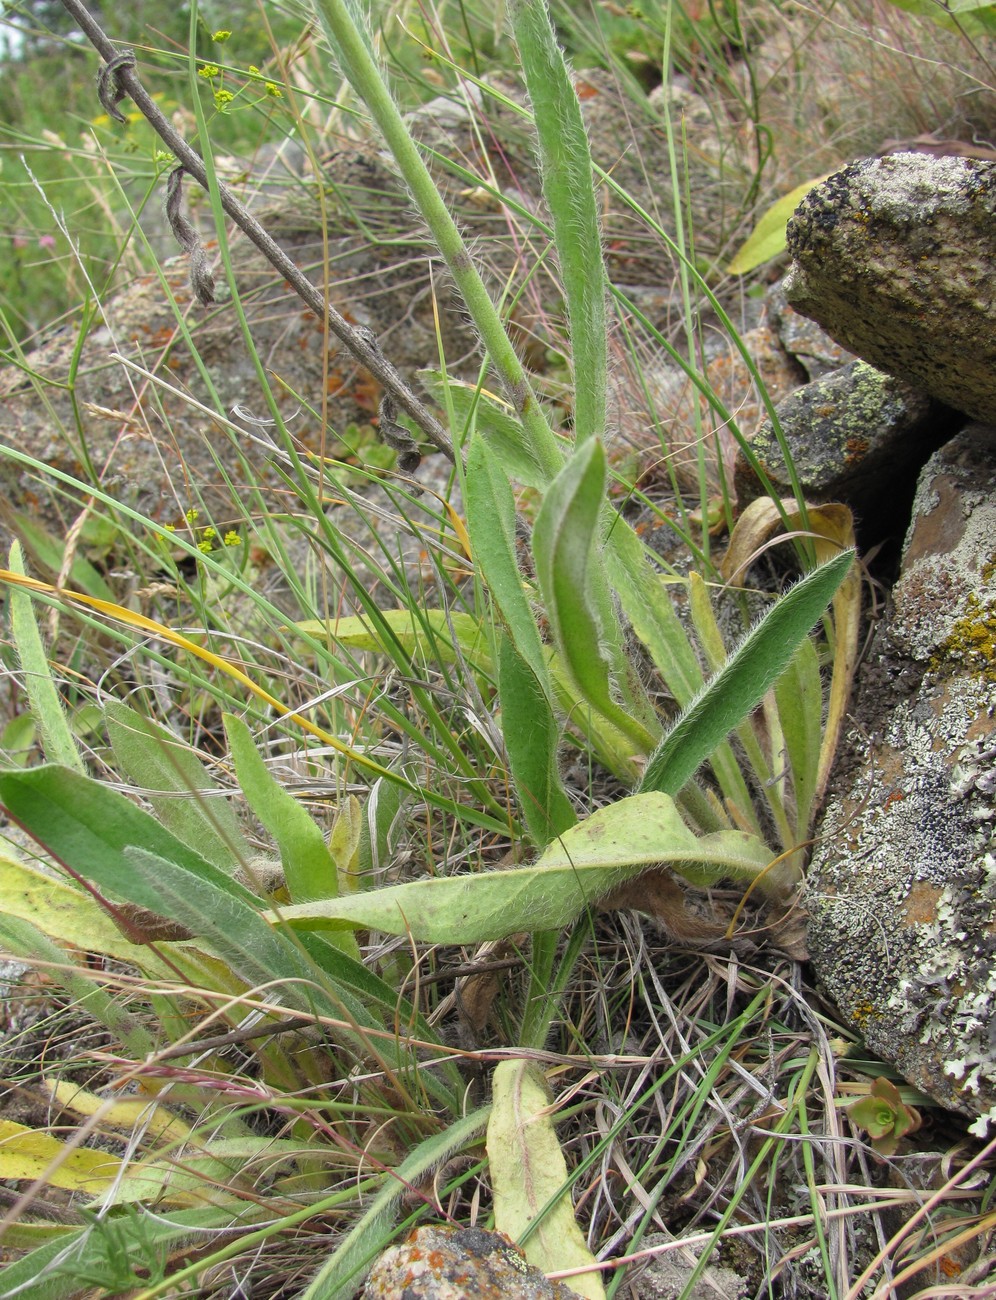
[223,713,343,906]
[8,541,84,774]
[465,433,552,697]
[420,371,548,489]
[497,634,576,847]
[0,850,174,976]
[0,765,260,908]
[275,793,773,945]
[300,1108,491,1300]
[639,549,854,797]
[727,174,832,275]
[775,635,822,840]
[488,1060,605,1300]
[106,700,244,873]
[0,1120,120,1193]
[294,607,493,676]
[532,440,656,755]
[510,0,606,445]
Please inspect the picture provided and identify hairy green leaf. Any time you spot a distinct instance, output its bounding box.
[497,634,576,846]
[532,440,655,756]
[465,433,551,695]
[275,793,772,944]
[0,765,259,906]
[223,713,342,907]
[106,700,243,873]
[510,0,606,444]
[639,550,854,797]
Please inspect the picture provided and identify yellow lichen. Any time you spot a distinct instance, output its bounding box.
[930,594,996,684]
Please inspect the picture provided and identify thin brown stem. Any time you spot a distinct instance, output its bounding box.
[58,0,454,461]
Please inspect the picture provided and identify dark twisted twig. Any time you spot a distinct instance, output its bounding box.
[164,164,216,305]
[60,0,455,462]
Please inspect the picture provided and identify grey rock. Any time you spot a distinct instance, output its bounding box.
[806,424,996,1125]
[784,153,996,423]
[361,1225,581,1299]
[734,359,957,522]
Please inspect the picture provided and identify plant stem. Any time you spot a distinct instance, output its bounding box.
[310,0,564,480]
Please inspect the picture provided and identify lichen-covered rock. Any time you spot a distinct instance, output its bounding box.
[784,153,996,423]
[362,1225,582,1299]
[807,424,996,1125]
[733,359,958,522]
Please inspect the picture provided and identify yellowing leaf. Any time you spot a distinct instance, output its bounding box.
[727,173,834,275]
[294,608,493,675]
[44,1081,192,1147]
[487,1061,605,1300]
[0,850,172,977]
[0,1120,120,1192]
[329,794,363,890]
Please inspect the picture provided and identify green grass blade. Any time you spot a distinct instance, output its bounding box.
[300,1107,491,1299]
[639,550,855,797]
[509,0,606,444]
[7,541,84,774]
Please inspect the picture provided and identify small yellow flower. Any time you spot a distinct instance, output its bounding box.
[185,508,199,523]
[248,65,261,77]
[224,530,242,547]
[212,30,232,42]
[201,526,217,540]
[164,523,176,532]
[214,88,235,110]
[264,82,282,98]
[198,63,220,79]
[197,539,214,554]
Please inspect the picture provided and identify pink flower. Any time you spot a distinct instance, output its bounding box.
[37,234,57,249]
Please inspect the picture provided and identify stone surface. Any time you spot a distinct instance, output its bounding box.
[362,1225,582,1299]
[733,359,960,526]
[806,425,996,1124]
[784,153,996,424]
